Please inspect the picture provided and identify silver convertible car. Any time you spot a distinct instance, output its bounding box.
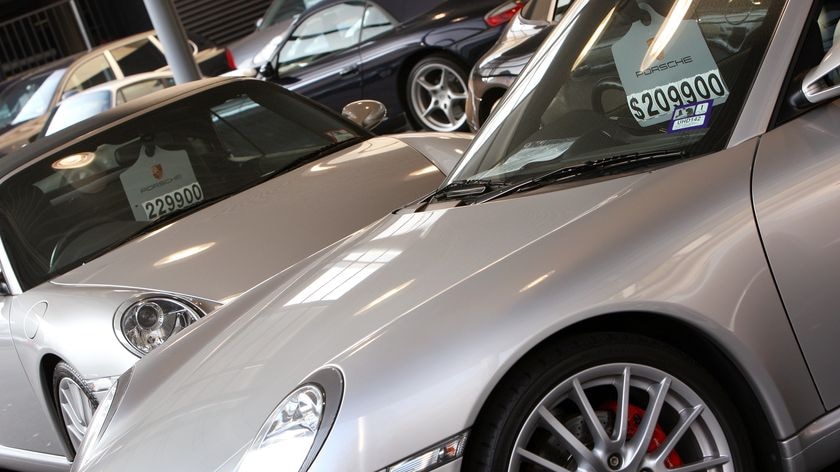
[72,0,840,471]
[0,77,468,471]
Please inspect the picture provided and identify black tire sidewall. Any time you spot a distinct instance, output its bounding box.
[405,54,469,131]
[463,332,755,472]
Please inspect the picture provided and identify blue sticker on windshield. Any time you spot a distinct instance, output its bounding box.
[668,100,713,133]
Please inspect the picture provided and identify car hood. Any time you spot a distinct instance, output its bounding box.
[85,169,653,471]
[0,115,45,157]
[52,135,459,303]
[228,20,294,70]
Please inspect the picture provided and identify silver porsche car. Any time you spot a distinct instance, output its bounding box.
[0,77,468,471]
[72,1,840,471]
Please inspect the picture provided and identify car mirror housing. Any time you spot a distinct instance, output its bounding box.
[341,100,387,131]
[258,61,277,79]
[799,43,840,106]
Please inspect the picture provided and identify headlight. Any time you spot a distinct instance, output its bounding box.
[237,367,343,472]
[116,297,202,356]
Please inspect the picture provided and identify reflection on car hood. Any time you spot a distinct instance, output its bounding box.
[52,136,447,302]
[0,115,45,157]
[86,170,652,471]
[228,19,294,70]
[477,26,551,77]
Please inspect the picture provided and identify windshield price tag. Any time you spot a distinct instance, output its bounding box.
[611,7,729,127]
[120,146,204,221]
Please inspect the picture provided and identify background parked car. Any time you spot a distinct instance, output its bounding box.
[0,77,468,472]
[228,0,450,71]
[257,0,525,133]
[0,31,232,158]
[42,72,176,137]
[466,0,569,130]
[69,1,840,472]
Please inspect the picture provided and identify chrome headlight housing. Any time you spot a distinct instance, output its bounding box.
[237,367,343,472]
[115,295,215,356]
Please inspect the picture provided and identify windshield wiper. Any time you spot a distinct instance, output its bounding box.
[428,179,511,203]
[477,149,686,204]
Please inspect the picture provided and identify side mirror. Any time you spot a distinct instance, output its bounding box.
[799,44,840,106]
[342,100,387,131]
[258,61,277,79]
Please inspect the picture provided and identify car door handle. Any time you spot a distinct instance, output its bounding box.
[339,65,360,77]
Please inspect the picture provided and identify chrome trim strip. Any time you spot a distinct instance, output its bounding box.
[0,444,70,472]
[729,0,811,147]
[780,406,840,472]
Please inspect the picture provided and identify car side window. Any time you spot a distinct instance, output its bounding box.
[277,2,365,69]
[361,3,394,42]
[110,38,169,76]
[64,55,116,97]
[775,0,840,124]
[554,0,571,20]
[116,78,175,105]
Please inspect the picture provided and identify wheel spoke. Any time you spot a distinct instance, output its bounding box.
[613,367,631,444]
[666,455,731,472]
[60,389,83,426]
[570,378,610,447]
[651,404,704,464]
[437,69,447,87]
[628,376,671,462]
[422,101,436,117]
[515,447,573,472]
[443,103,456,124]
[417,77,436,92]
[449,91,468,101]
[537,405,597,464]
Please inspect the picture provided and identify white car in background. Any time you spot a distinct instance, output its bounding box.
[43,72,175,136]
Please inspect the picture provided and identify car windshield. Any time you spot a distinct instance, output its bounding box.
[262,0,326,28]
[0,69,64,131]
[450,0,782,188]
[0,81,366,290]
[45,90,112,136]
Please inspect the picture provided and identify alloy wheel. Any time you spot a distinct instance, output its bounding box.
[410,62,468,132]
[509,363,732,472]
[58,377,95,451]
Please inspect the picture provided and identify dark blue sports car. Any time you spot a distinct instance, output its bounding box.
[257,0,523,132]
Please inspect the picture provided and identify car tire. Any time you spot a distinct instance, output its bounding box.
[53,361,98,458]
[463,332,754,472]
[406,54,469,132]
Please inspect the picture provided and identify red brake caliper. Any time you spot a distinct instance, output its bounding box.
[602,401,683,469]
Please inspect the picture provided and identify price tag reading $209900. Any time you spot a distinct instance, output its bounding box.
[611,7,729,128]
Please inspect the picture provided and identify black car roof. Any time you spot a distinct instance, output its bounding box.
[0,76,238,180]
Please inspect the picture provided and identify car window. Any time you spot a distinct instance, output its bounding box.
[110,38,169,76]
[520,0,550,21]
[116,77,176,105]
[452,0,782,187]
[276,2,365,71]
[361,3,394,42]
[2,69,65,127]
[44,90,112,136]
[64,55,116,97]
[554,0,571,20]
[776,0,840,124]
[0,81,366,291]
[262,0,327,28]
